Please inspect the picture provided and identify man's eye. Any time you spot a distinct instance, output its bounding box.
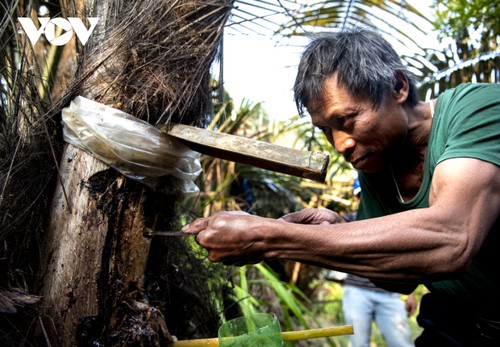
[317,125,329,133]
[338,116,352,127]
[337,116,354,130]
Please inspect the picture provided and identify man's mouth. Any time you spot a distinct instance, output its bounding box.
[350,152,372,169]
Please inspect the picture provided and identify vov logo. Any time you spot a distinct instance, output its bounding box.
[18,17,99,46]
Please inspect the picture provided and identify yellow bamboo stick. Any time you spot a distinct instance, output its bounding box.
[170,325,353,346]
[281,325,354,341]
[170,338,219,347]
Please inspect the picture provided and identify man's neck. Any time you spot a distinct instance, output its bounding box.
[406,100,434,148]
[390,100,434,201]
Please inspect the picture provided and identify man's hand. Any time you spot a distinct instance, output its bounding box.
[182,211,275,266]
[182,208,345,266]
[405,292,418,317]
[280,208,345,225]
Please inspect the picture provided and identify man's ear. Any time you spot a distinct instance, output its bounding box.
[393,71,409,104]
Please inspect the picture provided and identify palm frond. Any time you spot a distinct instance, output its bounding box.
[227,0,302,35]
[275,1,438,79]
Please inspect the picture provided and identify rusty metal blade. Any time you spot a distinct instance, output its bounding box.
[143,228,193,238]
[150,231,192,237]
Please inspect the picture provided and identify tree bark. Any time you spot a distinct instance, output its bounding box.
[37,0,231,345]
[38,148,110,345]
[39,145,166,345]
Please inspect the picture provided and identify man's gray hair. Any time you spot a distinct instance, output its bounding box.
[293,27,419,116]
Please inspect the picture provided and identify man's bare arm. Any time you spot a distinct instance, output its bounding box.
[184,158,499,282]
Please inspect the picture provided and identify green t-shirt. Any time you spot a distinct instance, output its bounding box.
[356,83,500,317]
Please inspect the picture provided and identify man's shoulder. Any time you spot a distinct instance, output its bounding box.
[448,82,499,92]
[431,82,500,173]
[435,82,500,126]
[439,83,499,104]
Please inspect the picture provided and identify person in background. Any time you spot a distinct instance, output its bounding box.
[342,178,416,347]
[183,28,500,346]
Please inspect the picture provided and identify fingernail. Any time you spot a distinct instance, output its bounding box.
[181,224,189,232]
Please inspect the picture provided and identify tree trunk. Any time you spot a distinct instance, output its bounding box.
[39,149,110,345]
[37,0,231,345]
[39,146,172,345]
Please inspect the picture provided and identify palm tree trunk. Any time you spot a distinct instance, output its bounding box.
[37,1,231,345]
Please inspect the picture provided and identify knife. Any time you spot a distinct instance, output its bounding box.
[142,227,193,238]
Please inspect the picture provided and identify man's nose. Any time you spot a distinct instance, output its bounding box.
[332,130,355,154]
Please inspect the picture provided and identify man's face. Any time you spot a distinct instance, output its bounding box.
[307,76,408,173]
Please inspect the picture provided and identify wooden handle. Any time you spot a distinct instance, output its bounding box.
[160,124,329,182]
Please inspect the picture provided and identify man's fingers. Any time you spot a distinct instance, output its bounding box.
[182,217,209,234]
[280,211,307,223]
[281,208,340,224]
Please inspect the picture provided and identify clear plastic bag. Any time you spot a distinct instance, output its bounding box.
[61,96,201,194]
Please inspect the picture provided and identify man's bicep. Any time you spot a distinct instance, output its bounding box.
[430,158,500,252]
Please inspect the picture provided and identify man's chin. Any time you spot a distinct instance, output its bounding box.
[352,158,384,173]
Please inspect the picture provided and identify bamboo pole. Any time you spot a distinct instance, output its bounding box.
[170,325,354,346]
[281,325,354,340]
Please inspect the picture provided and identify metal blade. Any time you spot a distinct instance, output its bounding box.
[142,228,193,238]
[151,231,192,237]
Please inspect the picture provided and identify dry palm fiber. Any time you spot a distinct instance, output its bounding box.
[71,0,232,125]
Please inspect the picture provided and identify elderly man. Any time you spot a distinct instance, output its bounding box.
[183,28,500,346]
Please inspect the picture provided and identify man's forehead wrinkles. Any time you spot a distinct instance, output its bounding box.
[309,93,337,116]
[307,100,326,117]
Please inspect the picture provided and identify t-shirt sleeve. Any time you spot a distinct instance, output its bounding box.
[436,83,500,167]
